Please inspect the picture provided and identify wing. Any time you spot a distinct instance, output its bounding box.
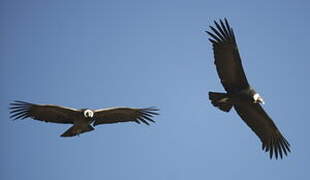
[9,101,78,124]
[206,18,249,93]
[234,103,290,159]
[93,107,159,126]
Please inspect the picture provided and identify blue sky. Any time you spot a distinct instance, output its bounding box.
[1,0,309,179]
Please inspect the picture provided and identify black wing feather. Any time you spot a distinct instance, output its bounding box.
[207,18,249,93]
[93,107,159,126]
[9,101,77,124]
[234,103,290,159]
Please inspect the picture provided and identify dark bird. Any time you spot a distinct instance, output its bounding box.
[9,101,159,137]
[206,18,290,159]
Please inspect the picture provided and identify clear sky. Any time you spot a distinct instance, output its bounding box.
[1,0,309,179]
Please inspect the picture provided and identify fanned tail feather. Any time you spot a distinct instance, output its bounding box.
[60,125,94,137]
[209,92,233,112]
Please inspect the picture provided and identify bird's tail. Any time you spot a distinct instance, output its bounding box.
[60,125,94,137]
[209,92,233,112]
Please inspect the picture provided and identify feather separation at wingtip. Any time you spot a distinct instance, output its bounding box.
[9,101,34,120]
[207,18,234,44]
[262,135,291,159]
[136,107,159,125]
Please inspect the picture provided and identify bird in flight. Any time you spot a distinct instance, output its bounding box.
[206,18,290,159]
[10,101,159,137]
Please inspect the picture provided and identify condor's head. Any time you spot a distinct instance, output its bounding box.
[248,88,265,104]
[253,93,265,104]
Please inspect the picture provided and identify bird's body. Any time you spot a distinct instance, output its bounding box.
[10,101,159,137]
[60,109,95,137]
[207,19,290,159]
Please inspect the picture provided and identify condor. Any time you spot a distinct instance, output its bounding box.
[206,19,290,159]
[10,101,159,137]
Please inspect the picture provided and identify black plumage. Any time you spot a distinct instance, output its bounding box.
[207,18,290,159]
[10,101,159,137]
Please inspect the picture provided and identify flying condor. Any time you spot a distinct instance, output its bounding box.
[10,101,159,137]
[206,18,290,159]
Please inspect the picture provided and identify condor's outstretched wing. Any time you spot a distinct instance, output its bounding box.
[93,107,159,126]
[10,101,78,124]
[234,103,290,159]
[206,18,249,93]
